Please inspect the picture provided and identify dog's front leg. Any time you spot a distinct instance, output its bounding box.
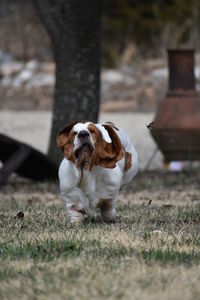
[66,202,86,224]
[61,188,89,224]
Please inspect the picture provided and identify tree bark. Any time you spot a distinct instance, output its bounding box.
[34,0,101,165]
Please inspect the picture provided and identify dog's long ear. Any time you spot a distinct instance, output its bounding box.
[57,121,77,151]
[95,124,124,169]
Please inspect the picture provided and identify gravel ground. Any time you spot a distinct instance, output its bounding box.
[0,110,163,170]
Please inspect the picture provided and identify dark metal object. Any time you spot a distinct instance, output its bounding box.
[0,134,58,186]
[0,145,31,186]
[151,49,200,162]
[168,49,195,92]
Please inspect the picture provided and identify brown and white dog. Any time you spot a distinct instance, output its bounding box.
[57,121,139,223]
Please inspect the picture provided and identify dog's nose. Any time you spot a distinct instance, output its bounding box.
[78,130,89,139]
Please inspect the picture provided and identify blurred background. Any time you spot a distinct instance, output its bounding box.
[1,0,200,111]
[1,0,200,169]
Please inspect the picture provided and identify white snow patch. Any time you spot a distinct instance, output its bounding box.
[25,60,39,71]
[151,68,168,79]
[26,74,54,89]
[0,62,23,76]
[13,69,34,87]
[102,70,124,83]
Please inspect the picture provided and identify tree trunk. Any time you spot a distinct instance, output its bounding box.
[34,0,101,165]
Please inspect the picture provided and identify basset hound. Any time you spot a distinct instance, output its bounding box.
[57,121,139,223]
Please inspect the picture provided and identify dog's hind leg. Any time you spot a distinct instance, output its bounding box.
[99,199,116,223]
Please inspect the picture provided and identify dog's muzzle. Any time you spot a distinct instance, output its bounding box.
[74,143,94,159]
[74,131,94,159]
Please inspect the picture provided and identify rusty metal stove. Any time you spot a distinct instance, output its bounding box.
[151,49,200,162]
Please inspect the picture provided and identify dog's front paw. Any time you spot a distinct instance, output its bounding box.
[67,204,86,224]
[70,215,84,225]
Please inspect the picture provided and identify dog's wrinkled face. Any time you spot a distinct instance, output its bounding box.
[72,123,95,169]
[57,121,124,170]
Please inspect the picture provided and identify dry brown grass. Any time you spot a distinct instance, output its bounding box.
[0,171,200,300]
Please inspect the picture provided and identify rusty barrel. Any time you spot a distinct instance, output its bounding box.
[151,49,200,162]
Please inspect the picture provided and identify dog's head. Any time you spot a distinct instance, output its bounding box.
[57,121,124,169]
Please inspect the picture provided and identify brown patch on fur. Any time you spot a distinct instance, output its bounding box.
[57,121,77,162]
[98,199,115,223]
[57,120,89,163]
[70,204,86,214]
[104,121,119,131]
[124,151,132,172]
[88,123,124,169]
[98,199,113,211]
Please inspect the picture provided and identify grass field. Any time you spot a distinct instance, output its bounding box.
[0,171,200,300]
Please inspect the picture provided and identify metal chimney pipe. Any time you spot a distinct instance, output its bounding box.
[168,49,195,92]
[150,49,200,162]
